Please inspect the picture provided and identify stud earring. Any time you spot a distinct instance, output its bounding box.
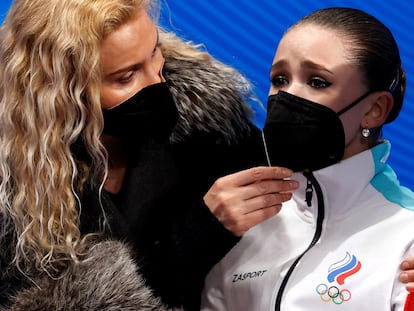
[361,128,371,138]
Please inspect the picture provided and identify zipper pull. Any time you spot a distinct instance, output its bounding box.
[305,178,313,207]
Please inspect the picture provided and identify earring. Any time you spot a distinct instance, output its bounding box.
[361,128,371,138]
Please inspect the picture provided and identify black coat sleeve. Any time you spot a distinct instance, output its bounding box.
[113,123,266,310]
[145,123,267,310]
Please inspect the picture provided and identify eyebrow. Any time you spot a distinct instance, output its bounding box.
[301,60,334,74]
[269,60,287,72]
[270,59,334,75]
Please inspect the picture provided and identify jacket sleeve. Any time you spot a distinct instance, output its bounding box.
[168,198,241,311]
[134,192,241,311]
[114,122,266,310]
[144,123,265,310]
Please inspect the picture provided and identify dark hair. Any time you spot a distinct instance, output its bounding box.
[291,7,405,123]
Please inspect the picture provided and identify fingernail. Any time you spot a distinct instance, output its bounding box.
[281,168,292,175]
[290,181,299,188]
[407,283,414,292]
[402,261,411,270]
[400,272,409,282]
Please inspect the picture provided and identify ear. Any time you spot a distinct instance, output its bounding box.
[362,91,393,128]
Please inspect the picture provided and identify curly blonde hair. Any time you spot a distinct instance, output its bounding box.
[0,0,155,275]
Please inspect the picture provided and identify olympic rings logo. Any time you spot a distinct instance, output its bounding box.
[316,283,352,304]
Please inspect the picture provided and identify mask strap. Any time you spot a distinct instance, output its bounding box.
[336,90,372,116]
[261,131,272,167]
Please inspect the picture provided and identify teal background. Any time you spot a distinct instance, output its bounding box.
[2,1,414,191]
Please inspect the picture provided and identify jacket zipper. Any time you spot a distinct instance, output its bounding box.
[274,171,325,311]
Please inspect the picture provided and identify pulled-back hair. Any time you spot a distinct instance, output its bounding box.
[291,7,405,124]
[0,0,154,275]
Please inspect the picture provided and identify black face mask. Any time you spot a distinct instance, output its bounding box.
[102,82,178,141]
[262,90,371,172]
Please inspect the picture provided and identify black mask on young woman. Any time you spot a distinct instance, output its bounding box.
[262,90,371,172]
[102,82,178,141]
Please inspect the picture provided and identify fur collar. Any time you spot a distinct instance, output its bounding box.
[7,241,176,311]
[163,54,258,144]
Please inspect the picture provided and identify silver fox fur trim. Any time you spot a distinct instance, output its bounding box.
[163,55,260,145]
[7,240,177,311]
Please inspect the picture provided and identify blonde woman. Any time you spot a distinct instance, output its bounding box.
[0,0,298,309]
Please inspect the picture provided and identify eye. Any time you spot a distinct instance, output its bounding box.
[271,75,288,88]
[308,77,332,89]
[116,71,135,84]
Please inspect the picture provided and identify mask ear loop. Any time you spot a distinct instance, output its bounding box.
[261,131,272,167]
[336,90,372,116]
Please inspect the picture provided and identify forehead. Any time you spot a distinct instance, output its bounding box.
[274,24,352,67]
[100,10,157,73]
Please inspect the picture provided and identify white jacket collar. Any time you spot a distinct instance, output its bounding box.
[291,142,391,222]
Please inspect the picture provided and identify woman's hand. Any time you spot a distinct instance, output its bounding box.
[204,166,299,236]
[400,258,414,292]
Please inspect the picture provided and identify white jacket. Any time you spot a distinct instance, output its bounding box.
[201,142,414,311]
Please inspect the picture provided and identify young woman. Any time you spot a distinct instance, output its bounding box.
[202,7,414,310]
